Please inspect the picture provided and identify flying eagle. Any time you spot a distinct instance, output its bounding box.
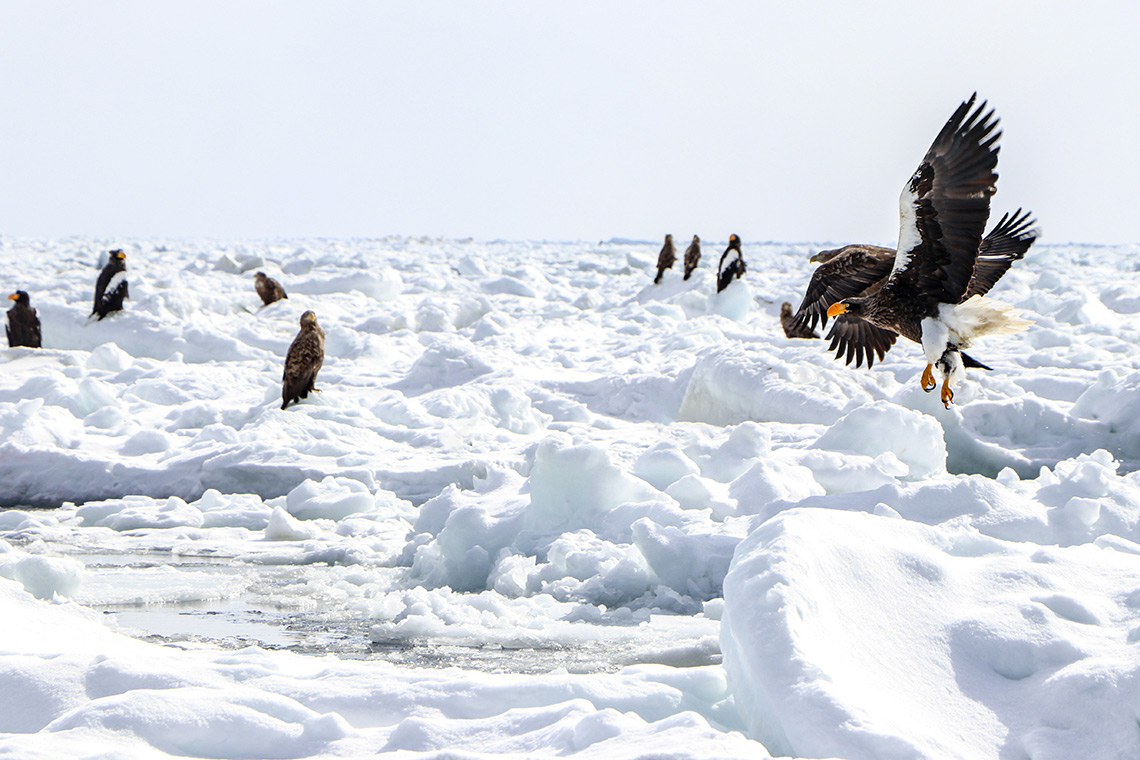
[820,95,1034,406]
[794,209,1036,370]
[6,291,41,348]
[92,249,128,320]
[780,302,818,339]
[254,271,288,306]
[654,235,676,284]
[683,235,701,280]
[282,310,325,410]
[717,234,745,293]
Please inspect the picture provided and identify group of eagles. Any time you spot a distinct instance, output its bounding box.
[5,256,324,410]
[650,94,1037,407]
[7,95,1034,411]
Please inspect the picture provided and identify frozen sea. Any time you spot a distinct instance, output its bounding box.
[3,235,1140,759]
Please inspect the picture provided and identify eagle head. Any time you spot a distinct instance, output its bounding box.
[828,298,867,319]
[300,310,319,329]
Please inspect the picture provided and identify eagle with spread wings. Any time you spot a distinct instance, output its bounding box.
[793,95,1036,406]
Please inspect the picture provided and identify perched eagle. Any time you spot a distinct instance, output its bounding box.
[821,95,1034,406]
[254,271,288,306]
[780,302,818,339]
[6,291,41,348]
[654,235,676,284]
[683,235,701,280]
[92,249,128,320]
[794,209,1036,369]
[716,234,745,293]
[282,310,325,410]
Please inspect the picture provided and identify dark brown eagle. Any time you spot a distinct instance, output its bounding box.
[794,209,1036,370]
[282,310,325,410]
[815,95,1035,406]
[254,271,288,306]
[780,302,818,339]
[683,235,701,280]
[92,249,128,320]
[716,234,745,293]
[6,291,42,348]
[654,235,676,284]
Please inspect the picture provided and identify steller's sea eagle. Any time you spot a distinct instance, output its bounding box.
[794,209,1036,370]
[92,250,129,320]
[282,310,325,410]
[821,94,1034,407]
[7,291,41,348]
[717,234,745,293]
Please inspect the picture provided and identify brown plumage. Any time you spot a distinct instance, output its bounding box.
[654,235,676,284]
[282,310,325,410]
[683,235,701,280]
[819,94,1036,406]
[7,291,42,348]
[716,235,745,293]
[780,302,818,339]
[92,250,128,320]
[255,271,288,306]
[793,212,1036,370]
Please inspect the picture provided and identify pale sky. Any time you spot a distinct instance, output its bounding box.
[1,1,1137,244]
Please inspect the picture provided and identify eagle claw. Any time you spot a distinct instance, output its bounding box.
[941,379,954,408]
[921,364,936,392]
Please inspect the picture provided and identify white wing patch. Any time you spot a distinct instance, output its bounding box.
[890,179,923,280]
[102,272,128,303]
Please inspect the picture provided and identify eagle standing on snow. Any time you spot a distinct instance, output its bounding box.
[683,235,701,280]
[282,310,325,410]
[92,249,128,320]
[821,94,1034,407]
[6,291,41,348]
[254,271,288,306]
[716,234,745,293]
[654,235,676,284]
[780,302,818,339]
[794,209,1036,369]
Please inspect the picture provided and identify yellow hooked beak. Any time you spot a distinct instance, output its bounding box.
[826,303,848,318]
[7,293,17,301]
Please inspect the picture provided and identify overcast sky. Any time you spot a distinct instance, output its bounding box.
[1,2,1136,244]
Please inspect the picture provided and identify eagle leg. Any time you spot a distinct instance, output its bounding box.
[941,376,954,408]
[921,364,936,392]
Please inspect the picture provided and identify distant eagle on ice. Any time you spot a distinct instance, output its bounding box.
[6,291,41,348]
[717,235,745,293]
[816,94,1035,406]
[780,302,818,339]
[654,235,676,284]
[255,271,288,306]
[683,235,701,280]
[92,249,128,320]
[282,310,325,410]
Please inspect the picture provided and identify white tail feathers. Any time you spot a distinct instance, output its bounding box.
[948,295,1032,344]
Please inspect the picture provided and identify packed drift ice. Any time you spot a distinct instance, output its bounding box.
[3,231,1140,759]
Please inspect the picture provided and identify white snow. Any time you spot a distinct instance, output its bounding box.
[2,235,1140,758]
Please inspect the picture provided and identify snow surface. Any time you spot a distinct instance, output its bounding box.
[2,236,1140,758]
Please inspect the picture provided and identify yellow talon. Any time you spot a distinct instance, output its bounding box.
[941,377,954,408]
[921,364,936,392]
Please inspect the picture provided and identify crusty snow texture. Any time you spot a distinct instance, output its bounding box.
[3,236,1140,759]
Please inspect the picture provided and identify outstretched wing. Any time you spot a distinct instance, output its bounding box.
[889,94,1001,305]
[793,245,895,331]
[825,315,899,369]
[964,208,1037,299]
